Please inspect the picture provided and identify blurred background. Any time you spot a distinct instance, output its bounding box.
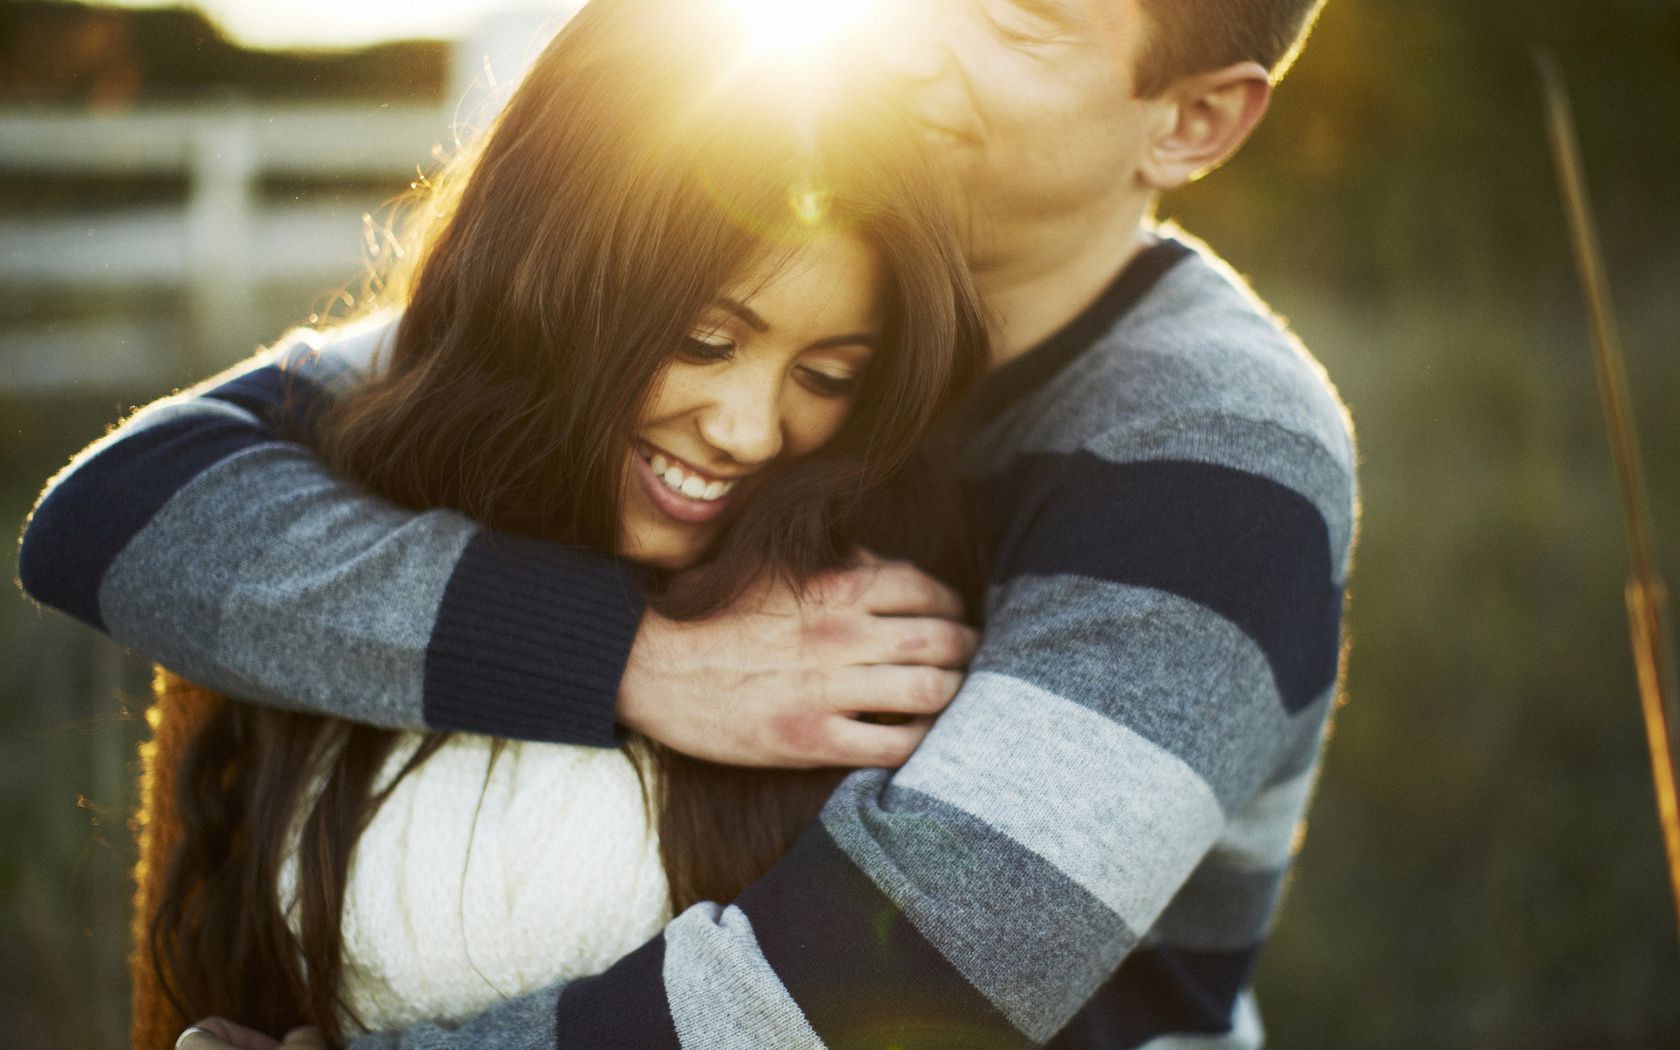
[2,0,1677,1046]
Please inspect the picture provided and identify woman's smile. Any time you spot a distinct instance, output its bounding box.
[631,440,743,525]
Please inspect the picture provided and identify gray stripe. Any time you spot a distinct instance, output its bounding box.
[344,985,561,1050]
[974,577,1303,811]
[1211,763,1320,873]
[823,774,1136,1042]
[1272,690,1334,782]
[663,903,823,1049]
[889,671,1222,937]
[962,252,1353,489]
[101,442,473,728]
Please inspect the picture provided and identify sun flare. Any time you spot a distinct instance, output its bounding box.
[719,0,887,58]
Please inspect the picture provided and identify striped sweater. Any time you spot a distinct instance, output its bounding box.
[16,235,1356,1048]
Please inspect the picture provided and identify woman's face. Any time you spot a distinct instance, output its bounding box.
[619,232,885,569]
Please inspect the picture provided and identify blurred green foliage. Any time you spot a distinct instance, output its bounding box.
[3,0,1679,1046]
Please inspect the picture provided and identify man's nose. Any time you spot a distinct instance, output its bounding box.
[699,372,785,467]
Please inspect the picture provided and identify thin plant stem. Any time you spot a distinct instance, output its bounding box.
[1537,50,1680,951]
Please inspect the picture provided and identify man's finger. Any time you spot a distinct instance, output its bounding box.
[826,714,935,767]
[856,617,978,668]
[855,562,965,619]
[178,1018,280,1050]
[846,547,885,568]
[828,665,965,716]
[280,1027,329,1049]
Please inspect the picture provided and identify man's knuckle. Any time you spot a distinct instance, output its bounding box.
[802,613,854,649]
[936,622,968,657]
[913,667,950,708]
[880,736,916,766]
[771,711,829,755]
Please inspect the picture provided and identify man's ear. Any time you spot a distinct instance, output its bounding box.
[1138,61,1272,191]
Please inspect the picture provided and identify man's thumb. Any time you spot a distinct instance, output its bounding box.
[279,1027,329,1050]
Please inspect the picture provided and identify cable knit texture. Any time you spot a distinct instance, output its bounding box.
[279,735,671,1035]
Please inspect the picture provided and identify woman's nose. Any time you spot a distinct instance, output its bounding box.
[698,371,784,466]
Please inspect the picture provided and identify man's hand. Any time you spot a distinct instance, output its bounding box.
[618,553,976,768]
[176,1019,326,1050]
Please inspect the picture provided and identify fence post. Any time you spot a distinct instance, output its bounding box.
[184,104,258,368]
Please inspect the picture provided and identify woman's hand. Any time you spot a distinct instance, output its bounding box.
[176,1019,326,1050]
[618,553,976,768]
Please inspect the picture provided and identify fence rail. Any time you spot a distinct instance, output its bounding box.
[0,103,458,385]
[0,104,452,177]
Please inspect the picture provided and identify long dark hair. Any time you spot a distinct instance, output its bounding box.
[136,0,988,1044]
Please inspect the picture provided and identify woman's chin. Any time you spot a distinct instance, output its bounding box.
[616,533,705,572]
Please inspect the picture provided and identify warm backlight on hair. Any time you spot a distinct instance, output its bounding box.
[720,0,885,58]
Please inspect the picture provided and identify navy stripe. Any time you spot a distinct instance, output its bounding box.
[1150,864,1288,950]
[963,238,1192,432]
[17,417,277,631]
[203,364,331,443]
[740,820,1030,1049]
[988,454,1340,713]
[1049,945,1262,1049]
[424,532,644,745]
[553,931,680,1049]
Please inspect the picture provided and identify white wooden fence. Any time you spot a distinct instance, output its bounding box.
[0,9,563,391]
[0,102,452,387]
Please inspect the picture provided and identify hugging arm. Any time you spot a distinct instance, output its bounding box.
[342,415,1356,1049]
[16,318,641,745]
[15,321,972,760]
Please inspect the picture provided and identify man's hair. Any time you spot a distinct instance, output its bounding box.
[1132,0,1327,97]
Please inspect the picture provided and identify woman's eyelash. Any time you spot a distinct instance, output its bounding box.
[681,336,734,361]
[801,368,860,397]
[679,337,859,396]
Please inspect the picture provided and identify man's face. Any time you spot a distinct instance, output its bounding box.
[871,0,1157,243]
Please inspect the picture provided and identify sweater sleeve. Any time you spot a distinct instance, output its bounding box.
[14,320,642,746]
[342,414,1355,1049]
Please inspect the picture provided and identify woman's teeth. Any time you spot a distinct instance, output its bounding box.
[648,452,734,502]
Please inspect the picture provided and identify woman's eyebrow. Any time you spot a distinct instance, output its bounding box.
[808,333,881,351]
[714,298,878,350]
[715,297,770,332]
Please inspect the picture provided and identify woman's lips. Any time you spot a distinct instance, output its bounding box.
[632,443,738,525]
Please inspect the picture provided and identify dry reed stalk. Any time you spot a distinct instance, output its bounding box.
[1537,51,1680,950]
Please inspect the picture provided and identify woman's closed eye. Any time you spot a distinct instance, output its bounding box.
[680,334,735,362]
[797,365,862,398]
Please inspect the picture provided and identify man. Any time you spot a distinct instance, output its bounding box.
[18,0,1355,1045]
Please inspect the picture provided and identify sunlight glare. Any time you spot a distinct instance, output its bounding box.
[720,0,885,59]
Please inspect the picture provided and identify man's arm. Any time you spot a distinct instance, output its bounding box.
[15,318,974,759]
[16,315,641,743]
[339,412,1356,1048]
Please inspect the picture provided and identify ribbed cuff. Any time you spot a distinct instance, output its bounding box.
[423,530,645,746]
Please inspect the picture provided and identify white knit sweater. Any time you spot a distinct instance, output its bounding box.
[279,734,672,1035]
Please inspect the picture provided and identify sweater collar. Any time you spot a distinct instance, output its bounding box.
[961,236,1193,433]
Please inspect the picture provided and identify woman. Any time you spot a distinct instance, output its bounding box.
[134,0,989,1045]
